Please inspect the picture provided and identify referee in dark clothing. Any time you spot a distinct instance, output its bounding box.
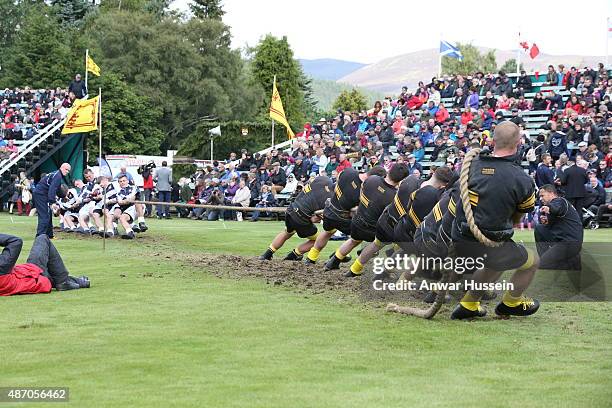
[559,159,589,218]
[34,163,71,238]
[536,184,583,269]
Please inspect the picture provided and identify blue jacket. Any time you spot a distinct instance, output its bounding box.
[535,163,555,187]
[34,171,63,203]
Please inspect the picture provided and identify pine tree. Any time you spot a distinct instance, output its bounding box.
[51,0,92,27]
[190,0,225,20]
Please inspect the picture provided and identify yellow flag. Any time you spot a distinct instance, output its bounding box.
[62,97,99,135]
[86,54,100,77]
[269,78,295,139]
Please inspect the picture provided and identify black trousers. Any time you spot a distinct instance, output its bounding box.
[144,188,153,216]
[33,192,53,238]
[534,224,582,270]
[26,235,69,287]
[596,204,612,223]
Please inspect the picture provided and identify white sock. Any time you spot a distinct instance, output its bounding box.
[138,216,145,223]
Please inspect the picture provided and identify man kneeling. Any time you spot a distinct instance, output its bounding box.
[536,184,583,269]
[0,234,90,296]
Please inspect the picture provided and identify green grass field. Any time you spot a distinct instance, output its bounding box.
[1,214,611,407]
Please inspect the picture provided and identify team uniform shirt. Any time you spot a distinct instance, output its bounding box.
[93,182,119,213]
[323,168,363,234]
[112,185,138,222]
[60,188,80,219]
[374,175,423,243]
[76,181,98,216]
[392,185,444,245]
[285,176,333,238]
[350,176,398,242]
[451,152,536,272]
[413,184,460,258]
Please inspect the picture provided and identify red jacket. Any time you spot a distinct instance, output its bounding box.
[336,159,351,173]
[143,174,154,189]
[406,96,423,110]
[0,263,52,296]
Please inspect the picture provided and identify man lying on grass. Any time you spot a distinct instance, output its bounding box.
[0,233,90,296]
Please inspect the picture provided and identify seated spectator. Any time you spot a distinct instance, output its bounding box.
[250,185,278,221]
[230,179,250,221]
[413,140,425,162]
[269,162,286,193]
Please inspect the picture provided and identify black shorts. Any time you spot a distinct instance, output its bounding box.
[322,206,351,235]
[375,211,395,244]
[453,237,531,272]
[350,216,376,242]
[285,213,318,239]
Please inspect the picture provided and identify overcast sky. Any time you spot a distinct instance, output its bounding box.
[173,0,612,64]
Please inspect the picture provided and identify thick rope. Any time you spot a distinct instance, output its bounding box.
[386,269,450,319]
[133,200,289,213]
[458,148,502,248]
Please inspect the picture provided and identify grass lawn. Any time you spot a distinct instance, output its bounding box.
[0,214,611,407]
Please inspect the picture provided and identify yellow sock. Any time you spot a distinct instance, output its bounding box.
[502,291,523,307]
[307,247,320,262]
[350,258,364,275]
[335,249,346,260]
[269,245,277,253]
[460,292,481,311]
[294,248,303,256]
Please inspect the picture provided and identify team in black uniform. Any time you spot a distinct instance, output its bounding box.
[305,167,386,264]
[325,163,409,271]
[346,167,454,278]
[260,176,333,261]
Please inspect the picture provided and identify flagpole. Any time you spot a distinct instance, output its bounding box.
[517,32,521,75]
[210,137,213,161]
[271,75,276,148]
[85,49,89,95]
[98,88,106,251]
[606,18,609,68]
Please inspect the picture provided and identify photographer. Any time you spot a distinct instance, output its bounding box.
[138,161,155,217]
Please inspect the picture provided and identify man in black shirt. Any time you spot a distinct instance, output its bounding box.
[260,176,333,261]
[270,162,287,193]
[346,167,453,278]
[450,122,540,320]
[68,74,87,99]
[325,164,409,271]
[304,167,386,264]
[535,184,583,269]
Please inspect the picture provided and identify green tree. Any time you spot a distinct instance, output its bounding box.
[87,72,164,157]
[251,35,309,128]
[51,0,93,27]
[190,0,224,19]
[0,3,76,88]
[441,44,497,76]
[83,10,261,150]
[500,58,524,74]
[332,88,368,112]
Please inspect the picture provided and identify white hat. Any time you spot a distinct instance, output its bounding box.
[577,141,587,147]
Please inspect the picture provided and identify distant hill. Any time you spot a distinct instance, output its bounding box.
[338,47,606,93]
[300,58,367,81]
[310,78,385,112]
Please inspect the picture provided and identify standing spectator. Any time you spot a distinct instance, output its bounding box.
[559,159,589,217]
[154,161,172,219]
[17,172,31,216]
[535,154,555,187]
[141,162,154,216]
[68,74,87,99]
[546,65,558,86]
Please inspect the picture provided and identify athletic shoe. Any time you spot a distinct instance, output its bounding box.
[283,250,303,261]
[328,252,351,263]
[139,222,148,232]
[56,279,81,291]
[303,258,316,265]
[121,231,136,240]
[495,297,540,317]
[344,270,360,278]
[450,304,487,320]
[259,248,274,261]
[132,224,141,233]
[324,255,342,271]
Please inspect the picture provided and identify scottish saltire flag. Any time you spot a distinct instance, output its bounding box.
[440,41,463,61]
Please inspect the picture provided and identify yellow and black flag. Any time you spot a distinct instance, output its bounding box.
[86,54,100,77]
[269,77,295,139]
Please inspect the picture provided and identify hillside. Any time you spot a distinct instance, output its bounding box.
[300,58,367,81]
[310,78,385,112]
[338,47,605,93]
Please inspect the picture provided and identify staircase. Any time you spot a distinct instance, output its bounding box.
[0,116,70,198]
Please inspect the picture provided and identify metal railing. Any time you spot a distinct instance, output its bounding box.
[0,117,66,176]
